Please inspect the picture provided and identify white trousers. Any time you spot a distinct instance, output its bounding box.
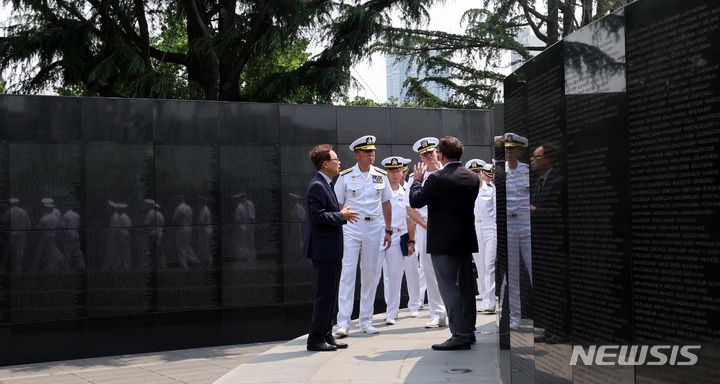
[337,221,384,329]
[507,214,532,323]
[381,237,405,320]
[473,223,497,309]
[402,250,422,313]
[415,225,446,320]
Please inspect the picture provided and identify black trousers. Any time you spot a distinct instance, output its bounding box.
[308,259,342,344]
[431,253,477,342]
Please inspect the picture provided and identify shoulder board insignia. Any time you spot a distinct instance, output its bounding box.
[408,172,414,178]
[373,166,387,175]
[340,168,353,176]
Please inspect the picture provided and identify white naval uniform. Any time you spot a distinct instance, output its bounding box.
[506,161,532,324]
[335,163,393,329]
[473,180,497,310]
[412,170,447,321]
[378,184,416,320]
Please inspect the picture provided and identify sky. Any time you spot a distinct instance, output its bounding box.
[0,0,511,101]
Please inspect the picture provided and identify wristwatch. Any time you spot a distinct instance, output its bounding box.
[407,240,415,244]
[385,228,393,235]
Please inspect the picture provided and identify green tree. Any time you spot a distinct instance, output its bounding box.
[374,0,631,108]
[0,0,435,103]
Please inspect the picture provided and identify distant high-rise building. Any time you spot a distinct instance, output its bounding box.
[385,55,450,103]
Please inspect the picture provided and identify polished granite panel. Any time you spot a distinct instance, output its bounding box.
[0,231,8,324]
[154,99,218,142]
[86,227,155,317]
[219,102,280,143]
[8,143,83,230]
[156,310,222,349]
[281,223,313,304]
[157,224,220,312]
[279,104,337,144]
[0,95,6,140]
[7,95,82,140]
[154,144,219,228]
[337,106,391,144]
[86,314,157,357]
[0,324,9,364]
[222,306,288,343]
[85,143,154,229]
[83,97,153,142]
[626,1,720,382]
[390,107,442,144]
[10,319,87,364]
[221,224,282,307]
[442,109,493,145]
[10,232,85,322]
[219,144,280,225]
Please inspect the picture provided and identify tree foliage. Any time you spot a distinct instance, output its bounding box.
[374,0,632,108]
[0,0,436,102]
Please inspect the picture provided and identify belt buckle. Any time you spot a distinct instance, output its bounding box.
[364,217,373,221]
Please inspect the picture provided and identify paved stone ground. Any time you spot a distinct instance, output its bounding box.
[215,309,501,384]
[0,342,280,384]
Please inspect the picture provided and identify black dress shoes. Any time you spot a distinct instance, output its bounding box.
[431,339,471,351]
[307,341,337,352]
[325,336,348,349]
[469,333,476,344]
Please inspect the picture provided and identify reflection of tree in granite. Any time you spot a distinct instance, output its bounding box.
[196,195,213,265]
[6,198,32,274]
[60,207,84,270]
[231,193,251,263]
[172,197,199,268]
[144,199,165,267]
[34,202,65,272]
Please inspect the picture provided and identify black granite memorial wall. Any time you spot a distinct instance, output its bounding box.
[503,0,720,382]
[0,94,495,365]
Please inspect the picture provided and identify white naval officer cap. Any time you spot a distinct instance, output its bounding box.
[412,137,439,154]
[465,159,486,172]
[503,132,528,148]
[349,135,377,151]
[41,197,54,205]
[401,157,411,170]
[481,162,494,177]
[381,156,404,169]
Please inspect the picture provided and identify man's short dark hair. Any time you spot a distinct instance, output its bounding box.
[540,141,558,164]
[437,136,463,161]
[309,144,333,170]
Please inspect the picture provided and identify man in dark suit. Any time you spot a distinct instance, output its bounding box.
[304,144,359,352]
[409,136,480,350]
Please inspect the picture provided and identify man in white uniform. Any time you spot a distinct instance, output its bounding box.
[502,133,532,329]
[466,159,497,313]
[400,158,421,317]
[334,135,393,336]
[378,156,415,325]
[406,137,447,328]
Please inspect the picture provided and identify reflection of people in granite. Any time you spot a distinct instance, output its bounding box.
[196,195,213,265]
[41,197,62,220]
[172,196,199,268]
[530,142,569,344]
[231,193,251,263]
[34,202,65,271]
[60,204,84,270]
[117,202,132,269]
[6,198,32,273]
[289,193,307,261]
[104,201,123,271]
[500,133,532,330]
[242,194,257,262]
[143,199,165,268]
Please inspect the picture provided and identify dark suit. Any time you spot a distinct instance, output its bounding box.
[304,172,345,345]
[409,162,480,342]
